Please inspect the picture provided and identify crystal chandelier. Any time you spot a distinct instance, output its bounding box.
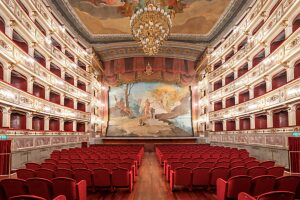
[130,0,173,56]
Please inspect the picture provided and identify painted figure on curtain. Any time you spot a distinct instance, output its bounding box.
[107,82,193,137]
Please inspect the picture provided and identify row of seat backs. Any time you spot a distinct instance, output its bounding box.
[7,194,66,200]
[17,167,133,188]
[0,178,86,200]
[238,191,296,200]
[217,175,300,200]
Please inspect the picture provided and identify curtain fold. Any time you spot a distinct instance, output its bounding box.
[0,140,11,175]
[288,137,300,173]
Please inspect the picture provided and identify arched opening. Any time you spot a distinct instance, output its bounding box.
[34,50,46,68]
[270,30,285,53]
[225,50,234,62]
[225,72,234,85]
[16,0,29,15]
[272,70,287,90]
[295,60,300,79]
[273,109,288,128]
[51,37,62,51]
[255,114,267,129]
[10,111,26,129]
[254,81,267,98]
[252,20,264,35]
[11,70,27,92]
[214,80,222,91]
[226,120,236,131]
[64,120,73,132]
[32,115,44,131]
[0,62,3,80]
[240,117,250,130]
[292,13,300,32]
[64,96,74,109]
[0,16,5,33]
[296,105,300,126]
[214,60,222,70]
[238,63,248,77]
[33,82,45,99]
[225,96,235,108]
[78,60,86,71]
[49,118,59,131]
[49,91,60,104]
[50,63,61,77]
[77,122,85,132]
[238,38,247,51]
[252,49,265,68]
[214,121,223,131]
[77,101,86,112]
[239,90,250,103]
[65,50,74,62]
[34,20,46,36]
[77,80,86,91]
[12,31,28,53]
[65,73,74,85]
[214,101,222,111]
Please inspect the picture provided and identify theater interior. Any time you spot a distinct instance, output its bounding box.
[0,0,300,199]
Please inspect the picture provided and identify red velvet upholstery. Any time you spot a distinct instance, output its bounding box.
[238,192,257,200]
[229,167,248,178]
[274,175,300,195]
[41,163,57,171]
[102,162,117,171]
[56,163,71,169]
[111,168,133,191]
[93,168,111,188]
[247,166,267,178]
[9,195,46,200]
[199,162,215,168]
[166,162,183,181]
[71,163,87,170]
[231,161,245,168]
[170,167,192,191]
[238,191,295,200]
[245,161,260,168]
[259,161,275,168]
[73,169,93,187]
[209,167,229,186]
[0,179,28,198]
[52,178,86,200]
[250,175,276,196]
[55,169,73,179]
[26,163,41,170]
[184,162,198,169]
[119,162,136,177]
[191,167,210,187]
[86,163,102,170]
[267,167,285,177]
[217,175,252,200]
[27,178,53,200]
[17,169,36,180]
[215,162,230,168]
[35,169,55,180]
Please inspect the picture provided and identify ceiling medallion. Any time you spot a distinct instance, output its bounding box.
[130,0,174,56]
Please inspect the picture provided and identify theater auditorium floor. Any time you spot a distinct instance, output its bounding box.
[87,152,217,200]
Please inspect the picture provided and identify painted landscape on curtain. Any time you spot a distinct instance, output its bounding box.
[107,82,193,137]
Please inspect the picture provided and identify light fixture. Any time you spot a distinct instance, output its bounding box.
[130,0,173,56]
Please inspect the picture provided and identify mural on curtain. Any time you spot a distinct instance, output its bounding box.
[107,82,193,137]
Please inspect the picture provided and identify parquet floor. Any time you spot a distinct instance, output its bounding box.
[87,152,217,200]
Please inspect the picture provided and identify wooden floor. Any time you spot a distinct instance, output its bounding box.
[87,152,217,200]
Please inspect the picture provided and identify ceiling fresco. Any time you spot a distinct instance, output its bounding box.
[68,0,232,35]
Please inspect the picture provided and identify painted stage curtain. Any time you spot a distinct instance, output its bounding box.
[0,140,11,175]
[288,137,300,173]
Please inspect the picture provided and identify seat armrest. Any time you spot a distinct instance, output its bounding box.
[163,160,167,174]
[216,178,228,200]
[170,170,175,191]
[129,171,133,192]
[238,192,256,200]
[53,195,66,200]
[77,180,87,200]
[166,165,171,181]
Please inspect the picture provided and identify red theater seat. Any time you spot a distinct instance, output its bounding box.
[71,163,87,170]
[199,162,215,168]
[184,162,199,169]
[17,169,36,180]
[56,163,71,169]
[274,175,300,194]
[35,169,55,180]
[217,175,252,200]
[0,179,28,198]
[191,167,210,187]
[27,178,53,200]
[238,191,295,200]
[259,161,275,168]
[229,167,248,178]
[55,168,73,178]
[26,163,41,170]
[93,168,111,189]
[209,167,229,186]
[231,161,245,168]
[9,195,46,200]
[73,169,93,188]
[247,166,267,178]
[86,163,102,170]
[111,168,133,192]
[170,167,192,191]
[52,178,86,200]
[266,166,284,177]
[41,163,57,171]
[250,175,276,196]
[245,161,260,168]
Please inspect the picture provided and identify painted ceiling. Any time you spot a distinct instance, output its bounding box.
[68,0,231,35]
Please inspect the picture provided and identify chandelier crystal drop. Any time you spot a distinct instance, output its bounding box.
[130,0,173,56]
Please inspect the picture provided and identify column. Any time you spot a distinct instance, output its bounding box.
[235,117,240,130]
[86,102,91,113]
[27,76,34,94]
[249,85,254,99]
[235,93,239,105]
[73,121,77,132]
[61,45,66,54]
[286,65,294,82]
[267,110,273,128]
[85,122,89,132]
[74,56,78,66]
[5,21,14,38]
[59,118,64,131]
[288,105,297,126]
[221,76,226,87]
[222,98,226,109]
[265,76,272,92]
[233,68,238,79]
[3,64,12,83]
[285,24,293,38]
[45,85,51,100]
[264,44,270,57]
[223,120,227,131]
[28,42,36,57]
[61,68,66,80]
[26,112,33,130]
[2,107,11,128]
[45,57,52,70]
[44,116,50,131]
[211,121,215,132]
[60,93,65,105]
[74,76,78,87]
[250,114,255,130]
[74,99,78,110]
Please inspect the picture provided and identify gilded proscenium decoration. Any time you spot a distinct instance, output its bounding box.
[130,0,173,55]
